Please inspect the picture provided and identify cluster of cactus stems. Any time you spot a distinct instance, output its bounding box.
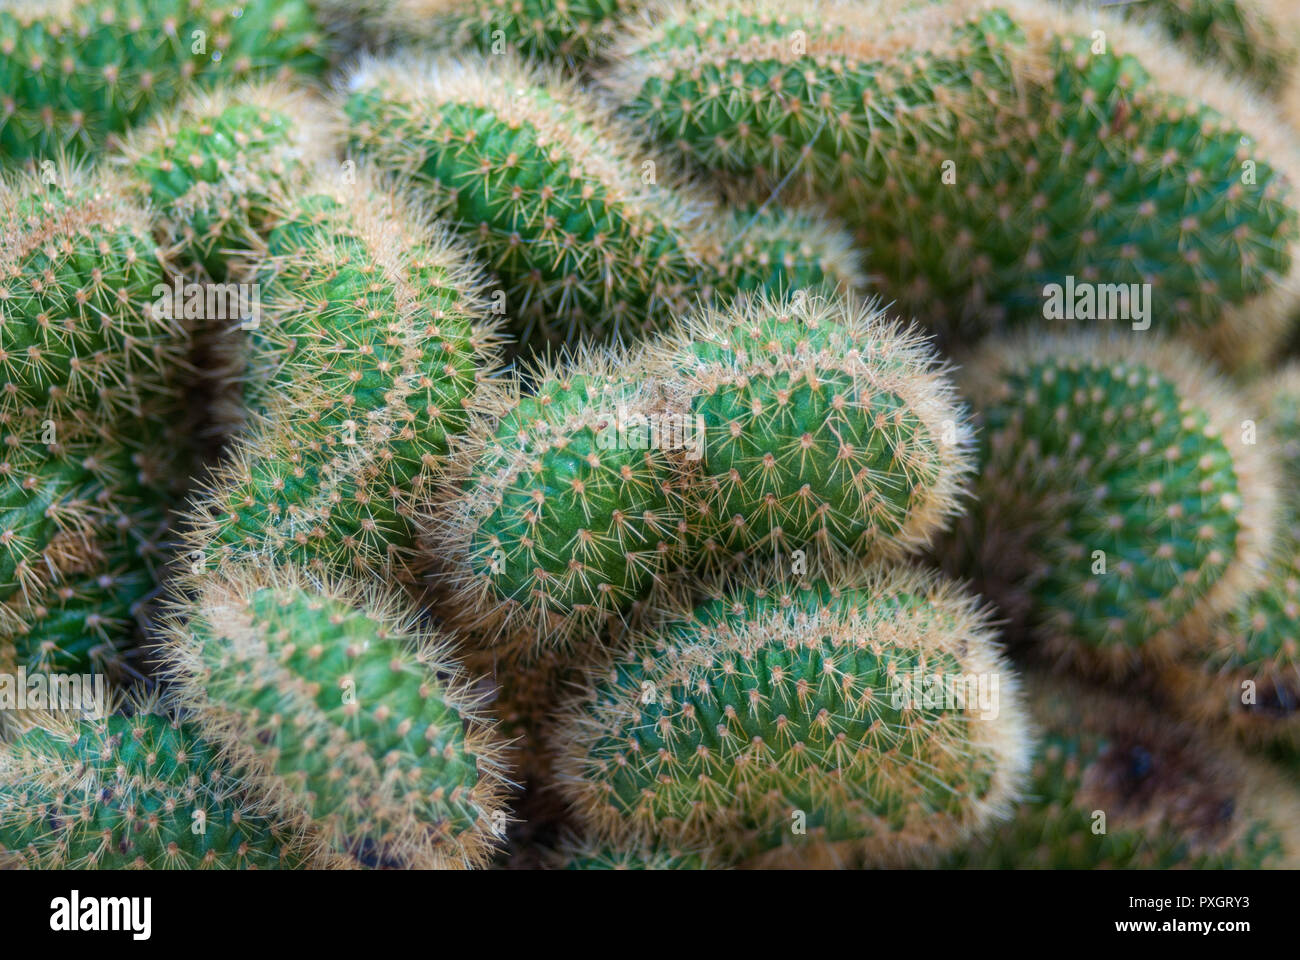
[599,0,1300,368]
[342,51,863,344]
[0,0,331,163]
[0,161,192,676]
[0,700,326,869]
[3,0,1300,873]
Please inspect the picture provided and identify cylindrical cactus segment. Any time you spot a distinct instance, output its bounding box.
[342,51,714,343]
[0,706,318,869]
[552,560,1030,868]
[159,564,515,869]
[0,162,186,424]
[947,332,1275,673]
[0,164,193,673]
[648,292,974,568]
[427,347,686,653]
[183,171,503,583]
[0,0,330,163]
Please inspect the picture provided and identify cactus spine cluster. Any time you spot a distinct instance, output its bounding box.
[552,561,1029,868]
[0,0,330,163]
[377,0,643,64]
[0,163,192,674]
[429,347,683,651]
[0,705,317,869]
[945,678,1300,869]
[945,332,1275,674]
[649,292,973,568]
[342,52,861,346]
[116,81,336,281]
[1070,0,1300,96]
[160,565,513,869]
[599,0,1300,361]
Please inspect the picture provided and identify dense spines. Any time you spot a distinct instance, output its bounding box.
[116,81,337,280]
[429,349,685,652]
[343,52,716,344]
[0,165,186,424]
[601,0,1300,354]
[0,165,192,673]
[1158,366,1300,745]
[552,561,1029,868]
[649,292,973,569]
[0,708,316,869]
[548,831,720,869]
[0,0,330,163]
[342,52,861,347]
[381,0,643,64]
[183,172,503,583]
[5,442,176,676]
[946,332,1275,674]
[1068,0,1300,95]
[160,565,514,869]
[945,679,1300,868]
[719,204,866,301]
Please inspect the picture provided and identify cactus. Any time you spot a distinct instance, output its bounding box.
[0,705,319,869]
[551,560,1029,868]
[0,0,330,163]
[648,292,973,570]
[6,470,174,676]
[599,0,1300,359]
[428,347,684,653]
[944,678,1300,868]
[183,171,503,583]
[0,163,187,425]
[377,0,643,65]
[1158,366,1300,746]
[342,51,861,345]
[160,564,514,869]
[1065,0,1300,95]
[0,165,193,674]
[116,81,337,281]
[719,204,866,302]
[945,332,1275,675]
